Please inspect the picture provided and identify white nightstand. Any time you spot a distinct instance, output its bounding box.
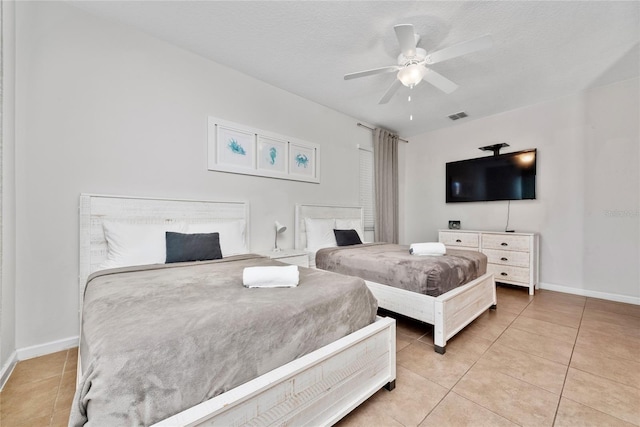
[255,249,310,268]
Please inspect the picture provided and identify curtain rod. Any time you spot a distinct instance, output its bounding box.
[357,123,409,143]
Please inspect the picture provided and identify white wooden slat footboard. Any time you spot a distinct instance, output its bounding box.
[433,273,497,352]
[365,274,496,353]
[153,316,396,427]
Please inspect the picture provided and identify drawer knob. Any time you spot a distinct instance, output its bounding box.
[501,257,508,261]
[501,242,508,246]
[501,272,508,276]
[456,239,462,243]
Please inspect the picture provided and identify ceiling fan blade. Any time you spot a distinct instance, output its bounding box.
[422,69,458,94]
[378,79,402,104]
[394,24,417,57]
[425,35,493,64]
[344,65,399,80]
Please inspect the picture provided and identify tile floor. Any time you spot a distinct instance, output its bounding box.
[0,348,76,426]
[1,286,638,426]
[338,286,640,427]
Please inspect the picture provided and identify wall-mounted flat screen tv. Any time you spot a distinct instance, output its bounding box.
[446,149,536,203]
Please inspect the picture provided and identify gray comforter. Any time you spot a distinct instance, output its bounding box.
[70,255,377,426]
[316,243,487,297]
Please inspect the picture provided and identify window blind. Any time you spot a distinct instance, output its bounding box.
[359,148,375,231]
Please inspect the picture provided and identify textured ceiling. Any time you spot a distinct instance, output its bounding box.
[69,1,639,137]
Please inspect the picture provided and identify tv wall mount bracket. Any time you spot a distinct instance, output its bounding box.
[479,143,510,156]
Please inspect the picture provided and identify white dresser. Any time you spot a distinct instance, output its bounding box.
[439,230,539,295]
[255,249,310,268]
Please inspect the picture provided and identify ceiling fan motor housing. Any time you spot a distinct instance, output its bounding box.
[397,48,427,66]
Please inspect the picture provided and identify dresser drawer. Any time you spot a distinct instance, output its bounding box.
[482,234,531,252]
[483,249,530,268]
[487,264,530,284]
[439,231,479,249]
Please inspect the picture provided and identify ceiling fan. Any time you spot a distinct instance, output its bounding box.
[344,24,493,104]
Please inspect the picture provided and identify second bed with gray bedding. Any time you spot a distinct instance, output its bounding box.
[316,243,487,297]
[70,254,377,426]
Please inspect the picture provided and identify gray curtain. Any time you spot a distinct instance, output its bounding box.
[373,128,399,243]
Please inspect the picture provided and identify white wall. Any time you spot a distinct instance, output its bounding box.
[1,0,17,378]
[402,77,639,301]
[14,2,372,350]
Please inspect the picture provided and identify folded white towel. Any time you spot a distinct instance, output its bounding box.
[242,265,300,288]
[409,242,446,256]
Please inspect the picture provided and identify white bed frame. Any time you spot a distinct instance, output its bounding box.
[78,194,396,426]
[295,203,496,354]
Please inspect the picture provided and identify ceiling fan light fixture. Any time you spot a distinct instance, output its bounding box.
[397,64,426,88]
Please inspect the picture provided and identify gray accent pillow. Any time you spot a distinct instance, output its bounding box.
[334,229,363,246]
[165,232,222,263]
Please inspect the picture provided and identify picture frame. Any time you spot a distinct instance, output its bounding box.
[257,136,288,175]
[215,125,256,170]
[208,117,320,183]
[289,142,318,181]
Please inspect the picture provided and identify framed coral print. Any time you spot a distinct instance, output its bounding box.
[216,125,256,170]
[257,136,288,175]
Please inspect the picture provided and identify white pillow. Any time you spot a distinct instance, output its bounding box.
[187,220,248,257]
[335,219,364,242]
[304,218,337,251]
[101,221,187,269]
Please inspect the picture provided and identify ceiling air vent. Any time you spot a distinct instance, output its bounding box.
[448,111,468,121]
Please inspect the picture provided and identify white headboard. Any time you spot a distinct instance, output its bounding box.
[294,204,364,250]
[79,194,250,309]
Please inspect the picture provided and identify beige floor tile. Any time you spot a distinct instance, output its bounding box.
[475,344,568,394]
[0,412,52,427]
[396,332,413,352]
[533,289,587,306]
[336,394,404,427]
[420,327,494,362]
[554,397,637,427]
[5,350,67,387]
[580,315,640,339]
[496,288,534,310]
[54,368,77,413]
[571,345,640,389]
[528,293,586,308]
[478,306,520,324]
[420,392,518,427]
[582,308,640,328]
[0,377,60,425]
[563,368,640,425]
[495,299,531,315]
[586,298,640,318]
[51,409,71,427]
[576,328,640,362]
[65,348,79,372]
[521,304,582,328]
[1,375,59,418]
[396,340,475,389]
[453,365,560,426]
[366,365,448,426]
[495,327,574,365]
[459,308,518,342]
[510,315,578,344]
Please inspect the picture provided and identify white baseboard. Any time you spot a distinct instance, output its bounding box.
[0,351,18,391]
[16,336,79,361]
[538,282,640,305]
